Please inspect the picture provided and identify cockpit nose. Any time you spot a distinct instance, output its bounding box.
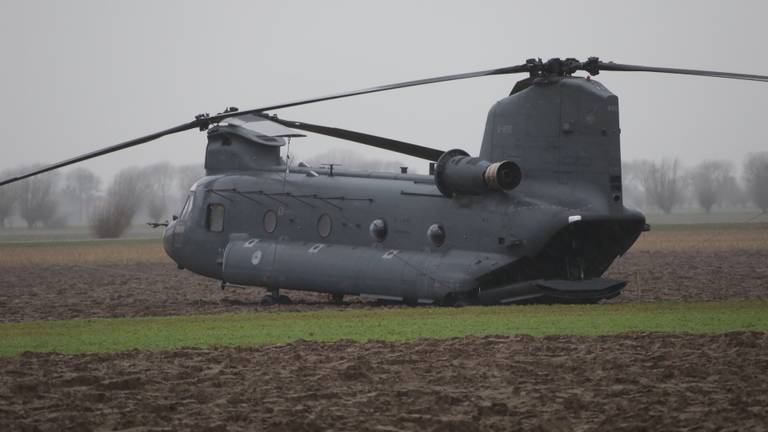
[162,221,178,262]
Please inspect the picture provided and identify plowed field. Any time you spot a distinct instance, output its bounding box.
[2,333,767,431]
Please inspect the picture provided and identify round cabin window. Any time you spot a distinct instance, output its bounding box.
[317,213,332,238]
[427,223,446,247]
[369,218,388,242]
[263,210,278,233]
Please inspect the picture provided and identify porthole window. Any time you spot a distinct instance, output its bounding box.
[317,213,332,238]
[206,204,225,232]
[369,218,388,242]
[263,209,278,233]
[427,223,446,247]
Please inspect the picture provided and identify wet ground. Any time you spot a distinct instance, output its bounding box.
[1,332,766,431]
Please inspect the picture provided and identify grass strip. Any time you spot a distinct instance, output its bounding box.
[1,300,766,357]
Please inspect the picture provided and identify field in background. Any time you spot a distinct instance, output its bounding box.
[0,224,161,243]
[643,209,768,225]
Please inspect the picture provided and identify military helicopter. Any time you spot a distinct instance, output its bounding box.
[3,57,767,305]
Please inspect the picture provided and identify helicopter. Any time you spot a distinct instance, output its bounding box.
[3,57,768,306]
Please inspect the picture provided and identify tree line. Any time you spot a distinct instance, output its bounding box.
[622,152,768,214]
[1,151,766,237]
[0,163,204,237]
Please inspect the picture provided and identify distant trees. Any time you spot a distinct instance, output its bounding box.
[91,168,147,238]
[0,169,18,228]
[15,167,60,228]
[689,161,736,213]
[640,158,683,214]
[743,152,768,213]
[64,167,100,224]
[0,163,206,232]
[621,160,653,209]
[143,162,175,223]
[175,164,205,204]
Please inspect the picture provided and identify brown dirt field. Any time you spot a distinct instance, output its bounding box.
[1,332,766,431]
[1,224,768,322]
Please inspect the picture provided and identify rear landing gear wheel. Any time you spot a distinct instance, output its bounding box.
[260,294,278,306]
[261,290,292,306]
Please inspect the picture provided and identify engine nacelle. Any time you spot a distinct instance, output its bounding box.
[434,149,522,197]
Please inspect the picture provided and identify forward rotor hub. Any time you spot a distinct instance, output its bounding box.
[524,57,601,78]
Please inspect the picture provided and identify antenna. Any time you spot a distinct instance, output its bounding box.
[282,137,291,192]
[321,163,341,177]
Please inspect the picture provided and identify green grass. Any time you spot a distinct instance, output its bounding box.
[1,300,766,357]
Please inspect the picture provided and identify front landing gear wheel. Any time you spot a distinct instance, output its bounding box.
[329,293,345,305]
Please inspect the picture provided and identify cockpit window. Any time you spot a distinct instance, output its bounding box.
[207,204,225,232]
[180,194,194,221]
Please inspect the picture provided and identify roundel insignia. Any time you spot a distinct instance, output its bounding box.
[251,250,263,266]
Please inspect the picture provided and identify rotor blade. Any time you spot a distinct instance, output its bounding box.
[1,64,529,186]
[597,61,768,82]
[267,116,445,161]
[209,64,529,123]
[0,120,198,187]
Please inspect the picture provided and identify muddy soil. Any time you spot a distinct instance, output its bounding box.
[1,332,766,431]
[1,225,767,322]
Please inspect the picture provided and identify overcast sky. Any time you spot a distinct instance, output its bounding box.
[1,0,767,181]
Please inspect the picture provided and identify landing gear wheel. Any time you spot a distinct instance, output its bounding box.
[329,293,345,305]
[277,294,292,305]
[444,293,471,307]
[260,294,278,306]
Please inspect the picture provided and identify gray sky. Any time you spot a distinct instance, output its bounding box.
[1,0,767,181]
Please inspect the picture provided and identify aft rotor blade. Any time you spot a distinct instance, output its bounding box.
[597,61,768,82]
[0,120,198,187]
[267,116,445,161]
[209,64,529,123]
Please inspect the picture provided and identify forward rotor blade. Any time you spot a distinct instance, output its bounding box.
[0,64,529,186]
[209,64,529,123]
[597,61,768,82]
[0,121,198,187]
[267,116,444,161]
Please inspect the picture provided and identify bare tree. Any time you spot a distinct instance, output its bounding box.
[0,169,19,228]
[15,167,60,228]
[721,176,749,208]
[621,160,654,209]
[65,167,101,225]
[689,160,735,213]
[91,168,147,238]
[744,152,768,212]
[641,158,683,214]
[143,162,174,223]
[175,164,205,207]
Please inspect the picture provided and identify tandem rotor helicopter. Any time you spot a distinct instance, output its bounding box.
[3,57,767,305]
